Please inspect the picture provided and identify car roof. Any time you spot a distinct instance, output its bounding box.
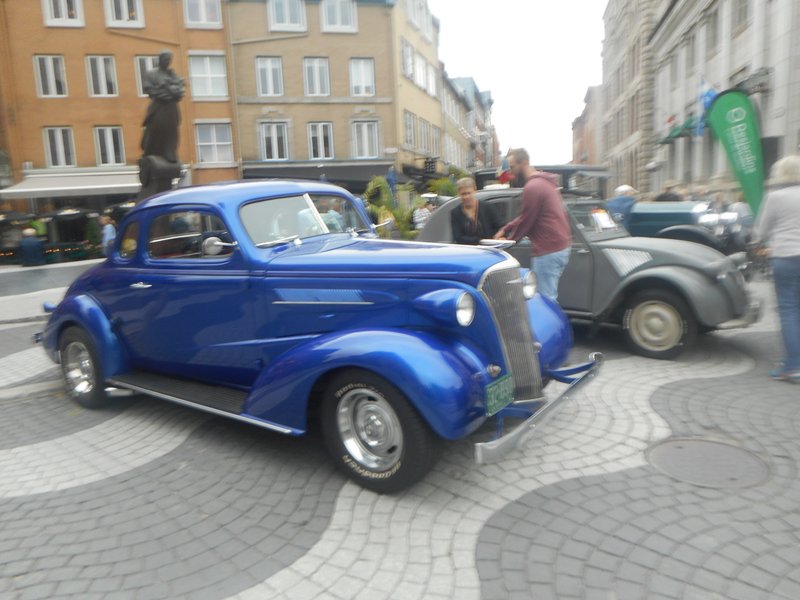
[137,180,354,211]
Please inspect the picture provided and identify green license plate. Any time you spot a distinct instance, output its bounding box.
[485,374,514,416]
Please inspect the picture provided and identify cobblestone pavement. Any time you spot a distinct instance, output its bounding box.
[1,277,798,599]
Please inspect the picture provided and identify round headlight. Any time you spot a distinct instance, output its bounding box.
[522,271,536,299]
[456,292,475,327]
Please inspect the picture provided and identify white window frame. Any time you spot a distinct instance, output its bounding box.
[401,38,414,79]
[352,120,379,159]
[188,52,229,99]
[184,0,222,29]
[103,0,144,28]
[260,121,290,161]
[268,0,306,32]
[195,121,234,166]
[44,127,75,167]
[135,55,160,97]
[42,0,85,27]
[303,57,330,97]
[349,58,374,97]
[419,119,430,154]
[94,126,125,166]
[34,55,68,97]
[732,0,748,32]
[321,0,357,33]
[256,57,284,97]
[86,55,118,97]
[426,63,437,97]
[414,53,426,88]
[308,122,334,160]
[403,111,416,149]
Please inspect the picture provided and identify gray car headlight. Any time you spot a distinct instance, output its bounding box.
[456,292,475,327]
[522,271,536,299]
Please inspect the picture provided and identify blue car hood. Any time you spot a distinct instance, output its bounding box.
[263,236,512,285]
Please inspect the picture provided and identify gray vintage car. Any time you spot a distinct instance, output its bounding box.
[418,188,761,359]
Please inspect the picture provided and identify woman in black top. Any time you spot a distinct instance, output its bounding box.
[451,177,504,244]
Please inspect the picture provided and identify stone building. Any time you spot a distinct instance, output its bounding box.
[227,0,483,190]
[601,0,657,193]
[0,0,238,212]
[650,0,800,195]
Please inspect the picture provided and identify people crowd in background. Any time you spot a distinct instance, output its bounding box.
[100,215,116,256]
[606,184,638,230]
[494,148,571,302]
[755,155,800,383]
[450,177,502,245]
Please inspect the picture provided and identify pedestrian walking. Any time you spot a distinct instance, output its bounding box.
[19,228,45,266]
[755,154,800,382]
[493,148,571,302]
[100,215,116,256]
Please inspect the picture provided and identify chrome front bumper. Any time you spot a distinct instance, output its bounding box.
[474,352,603,464]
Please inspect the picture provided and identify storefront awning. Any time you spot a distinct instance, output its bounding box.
[0,170,141,199]
[242,162,406,191]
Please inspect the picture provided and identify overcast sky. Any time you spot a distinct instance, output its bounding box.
[426,0,607,165]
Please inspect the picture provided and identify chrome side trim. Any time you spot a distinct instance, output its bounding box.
[107,378,294,435]
[272,301,374,305]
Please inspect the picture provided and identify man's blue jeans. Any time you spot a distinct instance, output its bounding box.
[772,256,800,371]
[531,247,571,302]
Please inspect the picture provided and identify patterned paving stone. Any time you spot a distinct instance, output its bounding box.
[0,416,344,599]
[475,305,800,600]
[0,277,790,600]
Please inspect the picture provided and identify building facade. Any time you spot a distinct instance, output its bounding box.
[601,0,657,193]
[0,0,239,212]
[572,85,602,166]
[0,0,491,215]
[650,0,800,196]
[228,0,481,191]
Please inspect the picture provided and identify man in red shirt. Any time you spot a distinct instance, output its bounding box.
[494,148,572,302]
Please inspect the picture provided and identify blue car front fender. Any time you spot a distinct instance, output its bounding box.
[244,329,492,440]
[42,294,130,380]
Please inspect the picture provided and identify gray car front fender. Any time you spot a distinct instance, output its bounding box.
[602,265,736,327]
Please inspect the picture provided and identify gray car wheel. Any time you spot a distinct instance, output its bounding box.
[623,290,697,360]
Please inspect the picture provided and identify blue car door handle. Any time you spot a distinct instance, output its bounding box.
[130,282,153,289]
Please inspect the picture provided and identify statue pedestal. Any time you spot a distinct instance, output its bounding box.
[137,155,181,202]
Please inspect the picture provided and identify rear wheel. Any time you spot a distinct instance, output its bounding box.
[622,290,697,359]
[321,369,440,494]
[59,327,109,409]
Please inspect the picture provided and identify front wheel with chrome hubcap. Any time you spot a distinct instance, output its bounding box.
[321,369,440,493]
[58,327,109,409]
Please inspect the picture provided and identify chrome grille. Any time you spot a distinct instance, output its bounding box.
[479,265,543,400]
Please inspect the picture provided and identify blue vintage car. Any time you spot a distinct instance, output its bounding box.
[39,181,600,493]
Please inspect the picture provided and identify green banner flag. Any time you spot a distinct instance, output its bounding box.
[705,89,764,214]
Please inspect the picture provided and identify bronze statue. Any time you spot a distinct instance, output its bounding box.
[138,50,185,200]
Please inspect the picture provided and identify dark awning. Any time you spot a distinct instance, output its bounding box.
[242,162,406,191]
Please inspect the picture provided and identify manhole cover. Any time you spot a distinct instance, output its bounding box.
[646,438,769,488]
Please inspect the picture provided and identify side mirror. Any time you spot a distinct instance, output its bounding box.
[202,236,237,256]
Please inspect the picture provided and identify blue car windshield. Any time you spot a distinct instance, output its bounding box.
[240,193,370,247]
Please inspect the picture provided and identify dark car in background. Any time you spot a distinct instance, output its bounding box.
[627,198,754,259]
[418,188,760,360]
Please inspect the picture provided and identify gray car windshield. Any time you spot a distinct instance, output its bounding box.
[569,202,629,240]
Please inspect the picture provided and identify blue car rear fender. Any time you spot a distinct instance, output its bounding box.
[43,294,130,379]
[244,329,493,440]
